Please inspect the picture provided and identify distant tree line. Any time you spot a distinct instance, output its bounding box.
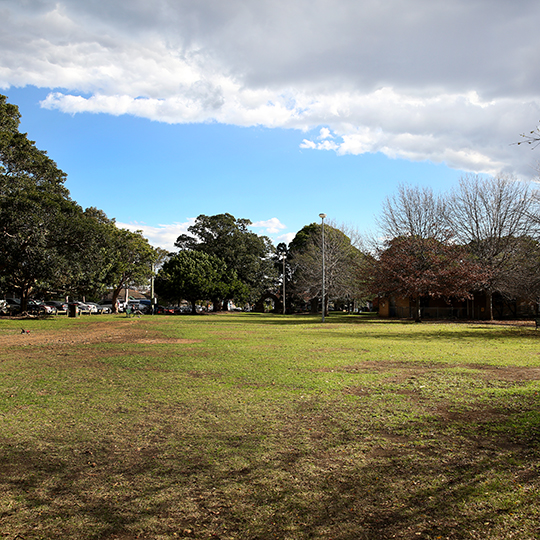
[5,90,540,321]
[153,214,369,315]
[0,94,161,313]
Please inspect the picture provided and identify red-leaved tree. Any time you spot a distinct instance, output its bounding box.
[368,236,489,321]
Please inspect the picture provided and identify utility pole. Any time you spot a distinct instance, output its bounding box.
[319,213,326,322]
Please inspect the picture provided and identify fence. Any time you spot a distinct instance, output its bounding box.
[391,306,468,319]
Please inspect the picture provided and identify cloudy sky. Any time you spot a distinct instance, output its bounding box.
[2,0,539,249]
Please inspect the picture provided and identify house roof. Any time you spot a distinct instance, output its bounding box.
[102,288,149,301]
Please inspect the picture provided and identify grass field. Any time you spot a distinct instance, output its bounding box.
[1,312,539,540]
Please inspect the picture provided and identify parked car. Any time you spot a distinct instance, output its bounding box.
[138,299,153,313]
[45,300,68,314]
[27,300,55,315]
[127,300,141,311]
[85,302,113,314]
[4,298,21,314]
[156,305,174,314]
[93,303,112,314]
[100,301,130,313]
[108,301,126,313]
[85,302,101,314]
[69,301,91,314]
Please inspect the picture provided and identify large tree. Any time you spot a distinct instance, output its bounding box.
[289,222,364,314]
[448,174,539,319]
[155,250,246,313]
[0,94,163,311]
[368,235,488,322]
[51,207,115,300]
[0,94,77,310]
[378,183,450,241]
[103,226,158,313]
[175,213,276,309]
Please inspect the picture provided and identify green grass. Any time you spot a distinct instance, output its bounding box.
[1,313,540,539]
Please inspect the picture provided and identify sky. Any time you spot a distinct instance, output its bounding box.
[1,0,539,251]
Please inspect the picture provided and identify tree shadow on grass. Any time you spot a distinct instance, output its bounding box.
[215,313,540,340]
[2,390,540,540]
[327,326,540,344]
[233,313,380,325]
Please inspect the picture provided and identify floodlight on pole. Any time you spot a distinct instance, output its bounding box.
[319,213,326,322]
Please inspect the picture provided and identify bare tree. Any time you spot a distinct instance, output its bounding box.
[516,124,540,149]
[290,224,363,314]
[378,184,450,241]
[448,174,539,319]
[326,219,364,249]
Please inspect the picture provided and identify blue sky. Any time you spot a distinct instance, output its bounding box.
[2,1,539,250]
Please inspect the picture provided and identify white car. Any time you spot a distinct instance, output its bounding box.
[85,302,102,314]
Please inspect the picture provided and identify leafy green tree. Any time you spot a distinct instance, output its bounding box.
[51,207,114,300]
[104,226,158,313]
[0,94,76,310]
[175,213,276,309]
[155,250,246,313]
[0,94,162,312]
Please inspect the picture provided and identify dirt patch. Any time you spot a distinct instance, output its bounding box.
[322,360,540,385]
[133,338,199,344]
[0,320,201,347]
[462,363,540,381]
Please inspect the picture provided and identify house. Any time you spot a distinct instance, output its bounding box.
[101,288,149,303]
[377,292,537,320]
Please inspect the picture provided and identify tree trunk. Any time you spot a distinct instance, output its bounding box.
[20,284,31,313]
[191,300,197,314]
[414,296,422,322]
[310,298,318,313]
[111,284,124,314]
[486,291,493,320]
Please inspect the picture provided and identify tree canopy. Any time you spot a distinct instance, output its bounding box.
[175,213,276,308]
[155,250,247,313]
[289,222,365,313]
[367,235,488,322]
[0,94,159,309]
[0,94,75,309]
[448,174,537,319]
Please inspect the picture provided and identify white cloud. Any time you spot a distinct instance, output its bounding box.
[2,0,540,177]
[318,128,333,140]
[116,219,195,252]
[251,218,287,234]
[277,232,297,245]
[117,218,291,250]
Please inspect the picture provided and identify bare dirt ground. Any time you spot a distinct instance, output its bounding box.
[0,318,199,346]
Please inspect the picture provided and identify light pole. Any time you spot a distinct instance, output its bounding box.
[282,253,286,315]
[319,213,326,322]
